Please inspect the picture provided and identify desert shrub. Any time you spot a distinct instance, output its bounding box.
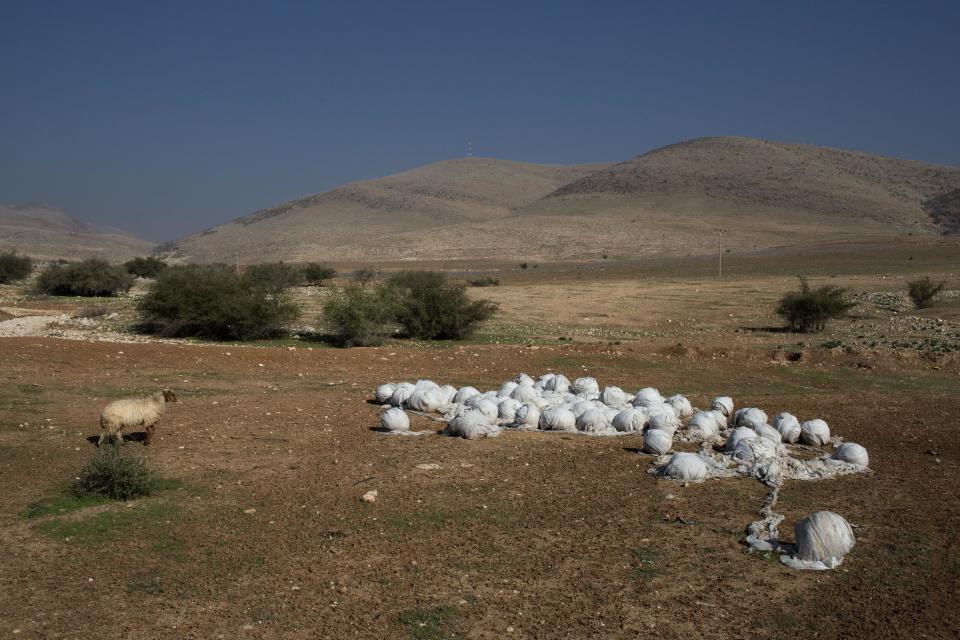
[354,267,377,287]
[387,271,498,340]
[322,285,397,346]
[468,276,500,287]
[519,262,529,270]
[137,265,299,340]
[907,277,945,309]
[75,305,111,319]
[776,277,855,333]
[34,259,133,296]
[303,263,336,287]
[72,445,156,501]
[124,256,167,278]
[244,262,302,292]
[0,250,33,283]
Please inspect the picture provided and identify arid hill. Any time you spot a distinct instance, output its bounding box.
[0,203,154,261]
[159,138,960,263]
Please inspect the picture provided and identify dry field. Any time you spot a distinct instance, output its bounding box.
[1,239,959,639]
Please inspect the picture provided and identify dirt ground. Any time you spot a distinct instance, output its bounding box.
[1,241,959,639]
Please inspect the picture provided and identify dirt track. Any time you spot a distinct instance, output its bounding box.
[2,336,958,639]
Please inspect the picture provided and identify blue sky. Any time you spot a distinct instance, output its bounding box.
[1,0,958,241]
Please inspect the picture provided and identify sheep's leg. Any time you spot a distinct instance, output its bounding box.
[144,424,155,446]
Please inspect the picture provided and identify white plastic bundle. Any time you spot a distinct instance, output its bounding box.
[687,411,721,439]
[380,407,410,432]
[514,372,534,386]
[734,407,768,430]
[772,412,801,444]
[612,408,648,433]
[573,377,600,396]
[666,394,693,418]
[800,419,831,446]
[711,396,734,417]
[497,381,519,398]
[831,442,869,467]
[576,408,612,433]
[599,386,627,408]
[570,400,597,418]
[643,429,673,455]
[514,402,540,427]
[436,385,456,406]
[633,387,664,407]
[782,511,856,570]
[544,374,570,393]
[539,406,576,431]
[497,398,521,422]
[733,437,778,463]
[407,387,442,413]
[389,383,416,407]
[649,412,680,436]
[754,423,783,444]
[474,399,500,422]
[536,373,555,389]
[464,394,487,409]
[453,386,480,404]
[510,385,540,403]
[726,426,758,451]
[414,379,439,391]
[663,452,708,482]
[447,411,502,440]
[375,383,397,404]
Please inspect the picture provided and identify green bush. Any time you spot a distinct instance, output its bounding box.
[303,263,336,287]
[124,256,167,278]
[467,276,499,287]
[907,277,945,309]
[776,277,855,333]
[137,265,299,340]
[0,250,33,283]
[354,267,377,288]
[34,259,133,296]
[244,262,302,292]
[387,271,498,340]
[322,285,397,346]
[72,445,156,501]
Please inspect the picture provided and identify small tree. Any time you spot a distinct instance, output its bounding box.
[0,250,33,283]
[34,259,133,296]
[355,267,377,288]
[322,285,397,346]
[72,444,156,501]
[303,263,336,287]
[124,256,167,278]
[907,277,945,309]
[776,277,855,333]
[244,262,302,292]
[387,271,498,340]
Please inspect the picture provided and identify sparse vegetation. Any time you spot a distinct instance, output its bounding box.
[387,271,498,340]
[124,256,167,278]
[467,276,499,287]
[519,262,528,270]
[34,259,133,296]
[322,285,397,346]
[72,444,157,501]
[244,261,302,292]
[74,305,112,319]
[303,263,336,287]
[907,277,945,309]
[354,267,377,288]
[0,250,33,283]
[776,277,855,333]
[137,265,299,340]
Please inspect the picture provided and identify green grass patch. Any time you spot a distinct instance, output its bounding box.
[34,499,182,552]
[630,546,660,582]
[22,493,113,519]
[398,605,461,640]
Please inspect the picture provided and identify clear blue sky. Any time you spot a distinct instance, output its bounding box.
[2,0,958,241]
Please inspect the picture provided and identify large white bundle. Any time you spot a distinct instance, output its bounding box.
[407,387,442,413]
[688,410,723,438]
[497,398,521,422]
[783,511,856,570]
[612,408,648,433]
[514,372,534,386]
[447,411,502,440]
[576,408,612,433]
[711,396,734,417]
[663,452,708,482]
[573,377,600,396]
[734,407,768,430]
[800,419,831,446]
[633,387,664,407]
[414,379,440,391]
[389,383,416,407]
[733,436,778,463]
[772,412,801,443]
[380,407,410,432]
[497,381,519,398]
[532,396,550,410]
[666,394,693,418]
[464,394,487,409]
[437,385,457,406]
[832,442,869,467]
[599,386,627,408]
[648,412,680,436]
[474,399,500,422]
[514,402,540,427]
[570,400,597,419]
[604,407,620,424]
[453,386,480,404]
[754,423,783,444]
[544,374,570,393]
[374,383,397,404]
[726,426,758,451]
[643,429,673,455]
[539,406,576,431]
[510,385,540,403]
[536,373,555,389]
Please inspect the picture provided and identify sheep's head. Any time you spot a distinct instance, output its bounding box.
[163,389,178,403]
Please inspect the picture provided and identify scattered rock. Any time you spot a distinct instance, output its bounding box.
[361,490,378,503]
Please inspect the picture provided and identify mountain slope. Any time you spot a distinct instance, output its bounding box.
[0,203,154,261]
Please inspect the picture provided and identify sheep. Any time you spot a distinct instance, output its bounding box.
[99,389,177,446]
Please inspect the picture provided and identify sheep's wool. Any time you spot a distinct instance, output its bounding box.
[389,384,415,408]
[688,411,722,438]
[633,387,663,407]
[734,407,768,430]
[474,399,500,422]
[510,384,540,403]
[781,511,856,570]
[497,398,521,422]
[514,403,540,427]
[539,407,576,431]
[437,385,457,406]
[800,419,831,446]
[711,396,734,417]
[573,377,600,396]
[447,412,501,440]
[664,452,708,482]
[643,429,672,455]
[514,373,535,387]
[407,388,442,413]
[544,374,570,393]
[733,436,779,463]
[772,412,801,443]
[380,408,410,432]
[498,381,519,398]
[666,394,693,418]
[754,423,783,444]
[649,412,680,436]
[832,442,869,467]
[599,386,627,408]
[612,408,647,433]
[727,427,758,451]
[453,386,480,404]
[576,408,612,433]
[375,383,397,404]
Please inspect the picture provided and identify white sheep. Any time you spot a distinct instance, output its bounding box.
[99,389,177,446]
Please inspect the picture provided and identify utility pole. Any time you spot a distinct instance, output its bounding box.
[717,229,725,279]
